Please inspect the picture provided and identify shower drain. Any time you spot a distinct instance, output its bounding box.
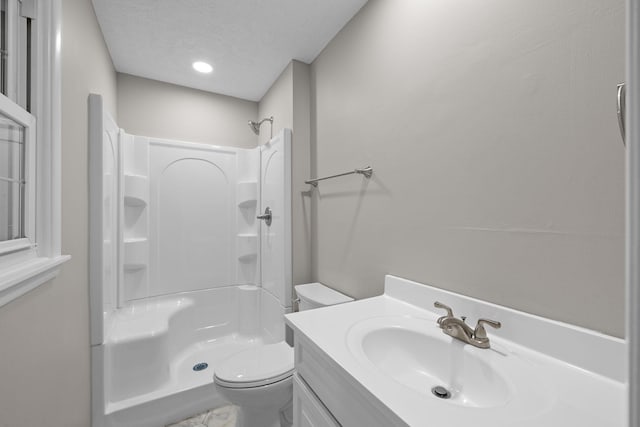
[431,385,451,399]
[192,362,209,372]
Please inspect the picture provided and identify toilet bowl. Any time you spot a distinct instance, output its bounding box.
[215,341,294,427]
[214,283,353,427]
[216,376,293,427]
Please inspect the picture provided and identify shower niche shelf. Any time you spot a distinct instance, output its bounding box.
[237,234,258,261]
[123,238,148,270]
[237,181,258,208]
[238,254,257,263]
[124,174,148,207]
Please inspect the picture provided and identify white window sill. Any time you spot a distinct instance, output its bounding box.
[0,255,71,307]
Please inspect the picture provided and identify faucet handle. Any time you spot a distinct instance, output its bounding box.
[434,301,454,325]
[474,318,502,340]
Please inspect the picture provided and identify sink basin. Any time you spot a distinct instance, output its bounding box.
[347,316,545,409]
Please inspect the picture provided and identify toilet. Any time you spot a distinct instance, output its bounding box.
[214,283,353,427]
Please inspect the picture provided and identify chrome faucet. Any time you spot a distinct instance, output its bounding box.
[434,301,501,349]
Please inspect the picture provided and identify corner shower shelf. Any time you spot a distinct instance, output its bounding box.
[123,238,148,270]
[238,253,257,263]
[237,234,258,260]
[237,182,258,208]
[124,174,148,207]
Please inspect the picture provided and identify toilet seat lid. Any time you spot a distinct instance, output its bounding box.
[214,341,294,388]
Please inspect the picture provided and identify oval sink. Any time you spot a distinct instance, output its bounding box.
[347,316,551,411]
[359,325,510,407]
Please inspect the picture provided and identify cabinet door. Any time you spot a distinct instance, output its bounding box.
[293,373,341,427]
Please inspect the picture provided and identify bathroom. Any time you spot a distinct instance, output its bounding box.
[0,0,637,426]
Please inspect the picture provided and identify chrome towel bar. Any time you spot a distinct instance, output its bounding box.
[305,166,373,187]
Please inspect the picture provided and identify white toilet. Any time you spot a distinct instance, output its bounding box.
[214,283,353,427]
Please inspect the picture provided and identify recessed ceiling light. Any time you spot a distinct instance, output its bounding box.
[192,61,213,73]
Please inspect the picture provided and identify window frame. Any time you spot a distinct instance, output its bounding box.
[0,0,69,307]
[0,92,35,255]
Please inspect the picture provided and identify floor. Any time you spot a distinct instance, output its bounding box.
[166,405,238,427]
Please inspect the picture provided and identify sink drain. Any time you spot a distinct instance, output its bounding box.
[431,386,451,399]
[192,362,208,372]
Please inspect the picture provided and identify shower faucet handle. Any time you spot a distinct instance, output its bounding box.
[257,207,272,226]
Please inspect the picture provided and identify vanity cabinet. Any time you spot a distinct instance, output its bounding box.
[293,373,340,427]
[293,332,406,427]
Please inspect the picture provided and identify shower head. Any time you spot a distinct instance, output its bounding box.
[248,120,260,135]
[248,116,273,136]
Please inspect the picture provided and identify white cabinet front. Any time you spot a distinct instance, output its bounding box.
[293,373,341,427]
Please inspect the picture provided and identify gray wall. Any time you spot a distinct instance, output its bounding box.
[117,73,258,148]
[259,60,312,288]
[311,0,625,336]
[0,1,118,426]
[258,63,293,146]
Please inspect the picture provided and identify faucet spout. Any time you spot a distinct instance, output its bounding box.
[440,317,475,342]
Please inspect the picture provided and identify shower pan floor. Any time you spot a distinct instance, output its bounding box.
[173,334,268,390]
[107,333,268,414]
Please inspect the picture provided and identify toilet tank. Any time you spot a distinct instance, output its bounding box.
[295,283,353,311]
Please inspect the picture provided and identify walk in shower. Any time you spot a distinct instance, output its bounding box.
[88,94,292,427]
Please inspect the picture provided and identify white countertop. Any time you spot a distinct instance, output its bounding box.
[285,275,626,427]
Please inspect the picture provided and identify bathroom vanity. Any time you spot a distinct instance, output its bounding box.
[284,275,626,427]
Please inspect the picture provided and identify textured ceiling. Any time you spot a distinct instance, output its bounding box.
[92,0,368,101]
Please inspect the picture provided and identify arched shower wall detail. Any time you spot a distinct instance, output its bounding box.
[150,148,236,299]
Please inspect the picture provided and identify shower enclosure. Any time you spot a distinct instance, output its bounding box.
[88,94,292,427]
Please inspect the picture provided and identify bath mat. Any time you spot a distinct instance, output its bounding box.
[166,405,238,427]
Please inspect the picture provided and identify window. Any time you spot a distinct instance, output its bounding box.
[0,0,68,307]
[0,115,25,242]
[0,0,34,252]
[0,98,33,251]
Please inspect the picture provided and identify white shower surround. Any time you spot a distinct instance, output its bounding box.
[88,94,292,427]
